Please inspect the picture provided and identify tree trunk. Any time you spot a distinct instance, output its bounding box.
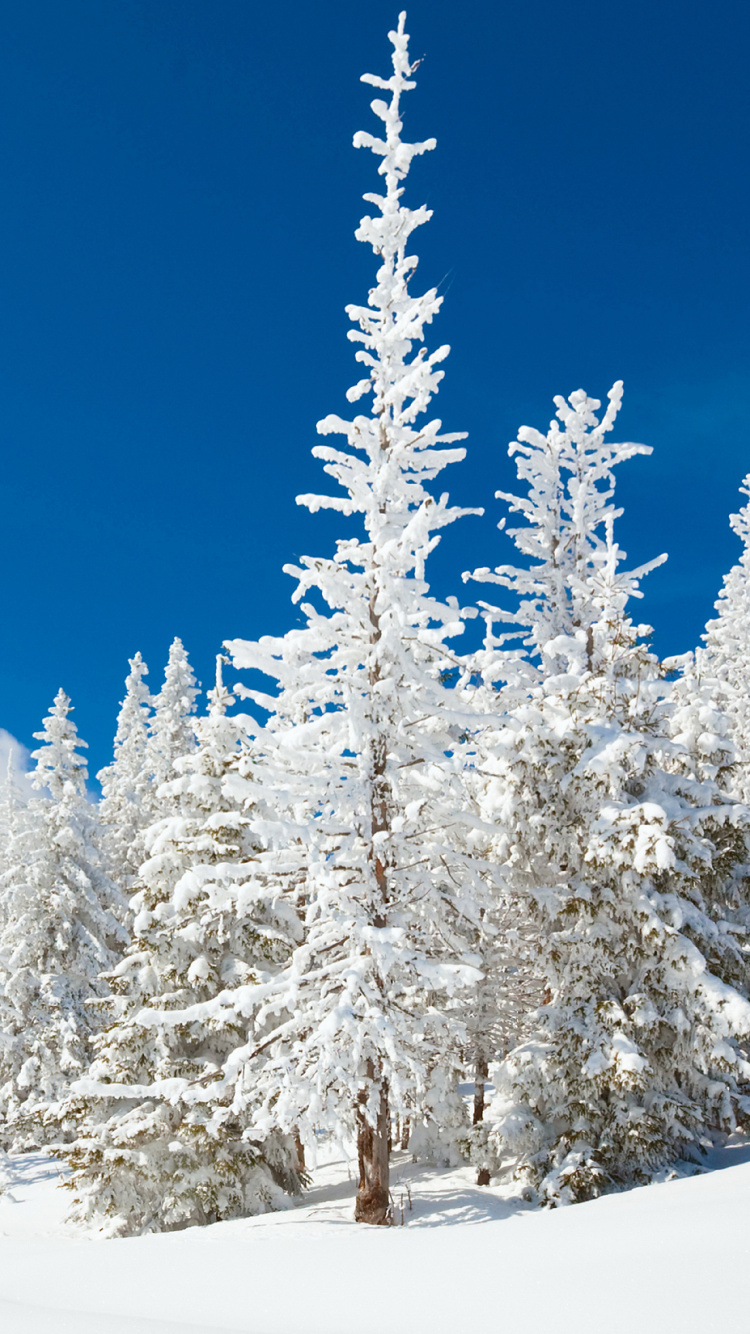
[473,1054,488,1126]
[293,1127,306,1174]
[355,1064,391,1225]
[368,583,389,932]
[473,1054,490,1186]
[354,564,392,1224]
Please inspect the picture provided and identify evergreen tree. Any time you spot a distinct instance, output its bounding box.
[0,748,23,844]
[146,13,490,1226]
[0,691,125,1148]
[677,475,750,804]
[97,652,154,896]
[147,637,199,803]
[469,385,750,1204]
[667,480,750,998]
[0,751,27,937]
[458,884,542,1184]
[62,660,303,1235]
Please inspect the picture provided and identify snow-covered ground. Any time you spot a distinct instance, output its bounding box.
[1,1140,748,1333]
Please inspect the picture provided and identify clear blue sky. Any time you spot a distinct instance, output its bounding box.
[1,0,748,778]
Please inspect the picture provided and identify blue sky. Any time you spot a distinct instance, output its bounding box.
[1,0,749,778]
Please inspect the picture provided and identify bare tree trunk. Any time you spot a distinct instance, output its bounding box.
[355,1062,391,1224]
[473,1054,490,1186]
[369,728,389,930]
[368,576,389,933]
[351,551,393,1225]
[350,582,392,1225]
[293,1127,306,1174]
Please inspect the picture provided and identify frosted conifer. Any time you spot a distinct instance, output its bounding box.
[62,660,303,1235]
[0,691,126,1148]
[142,13,490,1226]
[676,477,750,804]
[0,752,27,937]
[667,481,750,996]
[97,652,154,896]
[147,637,199,802]
[0,749,24,844]
[469,385,750,1203]
[457,887,542,1183]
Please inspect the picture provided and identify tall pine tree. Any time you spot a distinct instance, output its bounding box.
[138,13,489,1226]
[97,652,154,899]
[147,637,199,802]
[470,385,750,1203]
[0,691,125,1148]
[675,475,750,803]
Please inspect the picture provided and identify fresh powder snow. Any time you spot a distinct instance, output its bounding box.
[0,1140,748,1333]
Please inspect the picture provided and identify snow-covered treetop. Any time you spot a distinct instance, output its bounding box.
[0,746,26,822]
[206,654,232,718]
[691,472,750,798]
[295,8,474,568]
[470,384,666,677]
[703,474,750,670]
[30,689,88,801]
[157,638,198,717]
[97,652,152,792]
[343,9,443,424]
[108,653,150,756]
[728,475,750,550]
[682,474,750,686]
[148,638,199,790]
[231,13,477,695]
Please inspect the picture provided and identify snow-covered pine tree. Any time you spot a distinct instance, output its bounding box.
[0,748,22,842]
[666,479,750,999]
[147,637,199,802]
[676,475,750,804]
[666,667,750,1003]
[97,652,154,898]
[142,12,491,1226]
[456,884,542,1184]
[0,691,126,1149]
[469,384,750,1204]
[0,751,27,936]
[61,659,303,1235]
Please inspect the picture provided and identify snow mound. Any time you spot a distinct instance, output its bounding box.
[1,1143,748,1334]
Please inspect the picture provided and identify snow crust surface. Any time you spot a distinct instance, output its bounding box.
[1,1143,748,1333]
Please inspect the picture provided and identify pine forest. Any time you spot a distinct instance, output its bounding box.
[1,13,749,1258]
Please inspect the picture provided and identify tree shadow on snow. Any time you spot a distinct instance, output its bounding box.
[4,1151,64,1190]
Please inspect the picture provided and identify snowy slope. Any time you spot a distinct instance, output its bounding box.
[1,1143,748,1334]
